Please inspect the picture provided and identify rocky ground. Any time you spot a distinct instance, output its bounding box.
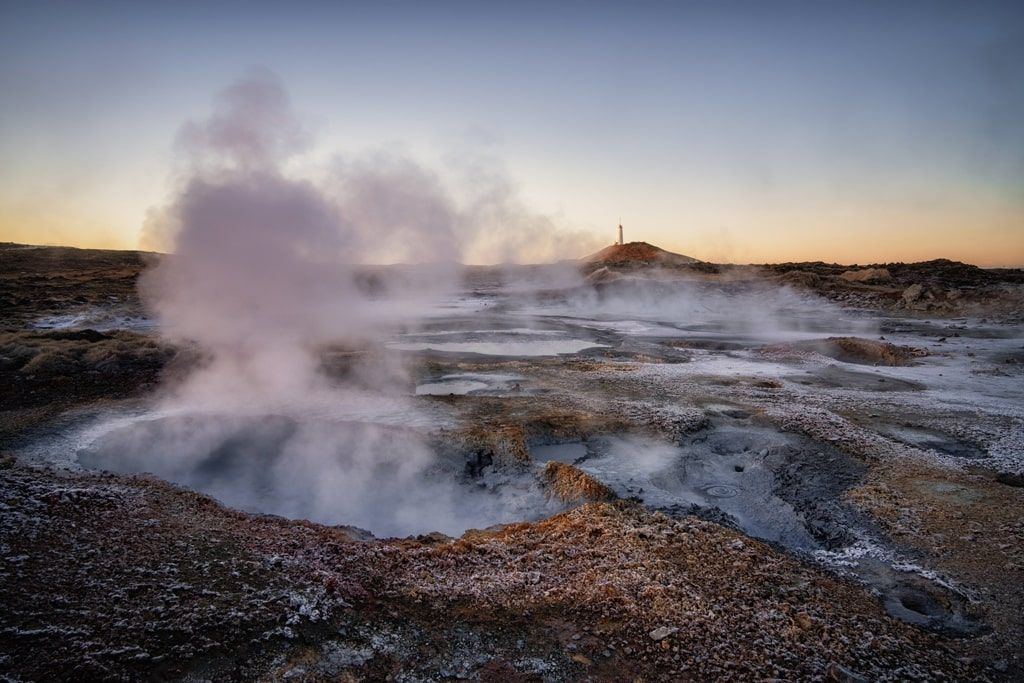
[1,243,1023,681]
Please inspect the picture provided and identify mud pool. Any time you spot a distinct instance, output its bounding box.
[71,412,561,538]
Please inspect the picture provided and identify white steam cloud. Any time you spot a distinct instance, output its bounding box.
[126,71,588,535]
[105,71,859,538]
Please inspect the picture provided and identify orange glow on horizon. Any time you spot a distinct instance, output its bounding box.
[2,205,1022,268]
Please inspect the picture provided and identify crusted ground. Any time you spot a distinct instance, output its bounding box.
[0,463,987,681]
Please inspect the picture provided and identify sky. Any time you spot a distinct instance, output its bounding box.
[1,0,1022,266]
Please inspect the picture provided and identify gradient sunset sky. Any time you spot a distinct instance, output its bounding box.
[1,0,1022,265]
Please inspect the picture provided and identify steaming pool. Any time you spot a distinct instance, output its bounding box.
[40,398,985,636]
[68,411,565,538]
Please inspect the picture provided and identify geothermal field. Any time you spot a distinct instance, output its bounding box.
[1,238,1023,680]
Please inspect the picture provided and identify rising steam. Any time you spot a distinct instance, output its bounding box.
[127,71,584,535]
[141,70,595,396]
[112,71,855,538]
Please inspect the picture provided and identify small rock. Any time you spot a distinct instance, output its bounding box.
[570,653,592,667]
[649,626,678,641]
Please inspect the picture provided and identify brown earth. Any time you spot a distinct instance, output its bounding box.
[0,463,989,681]
[0,329,182,450]
[0,243,152,327]
[583,241,701,267]
[541,461,616,503]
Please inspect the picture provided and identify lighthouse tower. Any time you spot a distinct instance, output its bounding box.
[617,224,624,245]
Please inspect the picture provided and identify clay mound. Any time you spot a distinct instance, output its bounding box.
[761,336,928,367]
[542,461,616,503]
[583,241,700,267]
[819,337,928,366]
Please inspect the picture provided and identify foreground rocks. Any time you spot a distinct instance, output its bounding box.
[0,464,995,681]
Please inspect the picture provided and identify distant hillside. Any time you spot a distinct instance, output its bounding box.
[582,241,701,267]
[762,258,1024,288]
[0,242,154,276]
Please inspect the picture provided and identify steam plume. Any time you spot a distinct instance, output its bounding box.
[127,71,582,535]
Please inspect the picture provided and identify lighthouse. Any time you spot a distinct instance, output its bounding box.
[617,224,624,245]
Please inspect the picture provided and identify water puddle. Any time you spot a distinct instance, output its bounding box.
[390,339,605,356]
[30,309,155,332]
[416,373,528,396]
[576,429,820,549]
[877,424,987,459]
[416,378,489,395]
[529,441,588,464]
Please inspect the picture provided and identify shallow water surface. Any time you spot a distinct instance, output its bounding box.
[390,338,605,356]
[530,442,588,464]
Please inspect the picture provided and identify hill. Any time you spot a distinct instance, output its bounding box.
[582,241,701,267]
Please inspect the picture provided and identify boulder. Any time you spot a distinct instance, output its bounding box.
[839,268,891,283]
[902,283,925,305]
